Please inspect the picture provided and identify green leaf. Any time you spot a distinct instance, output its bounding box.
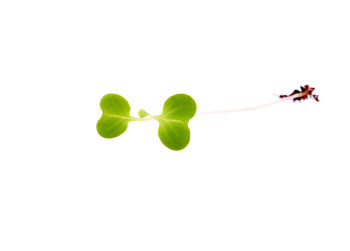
[156,94,197,150]
[97,92,197,151]
[96,94,131,138]
[138,109,150,118]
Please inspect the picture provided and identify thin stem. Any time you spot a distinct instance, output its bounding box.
[198,91,307,115]
[128,116,154,122]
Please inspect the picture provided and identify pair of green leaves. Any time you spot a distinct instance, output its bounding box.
[96,93,196,150]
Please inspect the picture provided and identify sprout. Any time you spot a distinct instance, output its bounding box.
[97,85,319,151]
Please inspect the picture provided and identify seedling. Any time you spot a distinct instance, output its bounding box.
[97,85,319,150]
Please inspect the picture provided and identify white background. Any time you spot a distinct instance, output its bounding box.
[1,0,349,250]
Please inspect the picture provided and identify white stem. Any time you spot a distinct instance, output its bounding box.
[198,91,307,115]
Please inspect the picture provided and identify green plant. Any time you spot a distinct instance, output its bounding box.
[97,85,319,151]
[96,93,196,150]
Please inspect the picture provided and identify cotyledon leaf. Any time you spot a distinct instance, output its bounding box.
[96,93,197,150]
[96,93,132,138]
[156,94,197,150]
